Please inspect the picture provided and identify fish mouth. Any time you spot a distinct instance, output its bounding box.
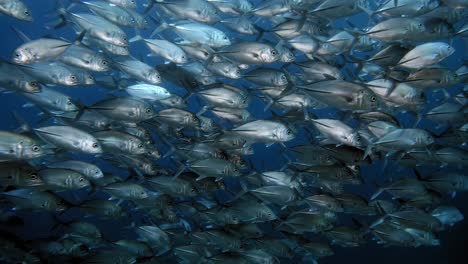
[12,57,27,64]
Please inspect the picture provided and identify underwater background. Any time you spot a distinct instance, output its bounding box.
[0,0,467,263]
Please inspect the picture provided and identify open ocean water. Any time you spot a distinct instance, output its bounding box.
[0,0,467,263]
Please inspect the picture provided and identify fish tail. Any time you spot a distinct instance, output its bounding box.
[370,187,384,200]
[11,111,31,133]
[262,95,275,112]
[149,15,168,38]
[162,145,176,159]
[254,25,266,41]
[227,182,248,203]
[143,0,155,14]
[173,164,186,179]
[363,143,373,160]
[129,35,143,43]
[356,0,373,16]
[412,112,422,128]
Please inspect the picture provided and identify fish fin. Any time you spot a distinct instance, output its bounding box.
[144,0,155,13]
[363,143,374,160]
[173,164,186,179]
[33,128,62,138]
[370,187,385,200]
[149,15,169,38]
[10,26,31,42]
[297,86,333,95]
[397,54,428,67]
[309,119,333,129]
[262,95,275,112]
[11,112,31,133]
[129,34,143,43]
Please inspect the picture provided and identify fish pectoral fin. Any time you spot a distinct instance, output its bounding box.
[33,128,62,137]
[232,129,257,132]
[310,119,333,129]
[298,86,333,94]
[397,55,426,66]
[375,139,401,145]
[319,138,336,145]
[87,106,116,111]
[365,28,391,35]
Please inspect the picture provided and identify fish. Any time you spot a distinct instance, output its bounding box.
[34,125,103,154]
[11,30,71,64]
[38,168,90,190]
[216,41,279,64]
[396,42,455,69]
[0,0,32,21]
[86,97,156,123]
[130,35,188,64]
[56,9,129,47]
[153,20,231,48]
[16,61,80,86]
[0,131,44,162]
[112,56,161,84]
[48,160,103,180]
[0,0,466,261]
[123,83,172,101]
[58,44,110,72]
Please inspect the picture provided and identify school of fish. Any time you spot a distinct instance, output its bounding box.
[0,0,467,263]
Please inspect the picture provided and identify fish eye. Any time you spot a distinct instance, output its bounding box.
[370,96,376,102]
[281,75,287,80]
[24,11,30,15]
[123,37,127,41]
[236,70,240,74]
[138,144,143,148]
[102,60,108,65]
[79,177,84,182]
[286,129,291,135]
[145,108,152,113]
[70,75,76,80]
[32,145,40,152]
[15,53,20,57]
[271,50,277,55]
[30,82,38,87]
[66,100,72,105]
[223,36,227,39]
[94,170,100,174]
[92,143,98,148]
[191,188,196,193]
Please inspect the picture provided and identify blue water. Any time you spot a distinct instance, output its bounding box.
[0,0,467,263]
